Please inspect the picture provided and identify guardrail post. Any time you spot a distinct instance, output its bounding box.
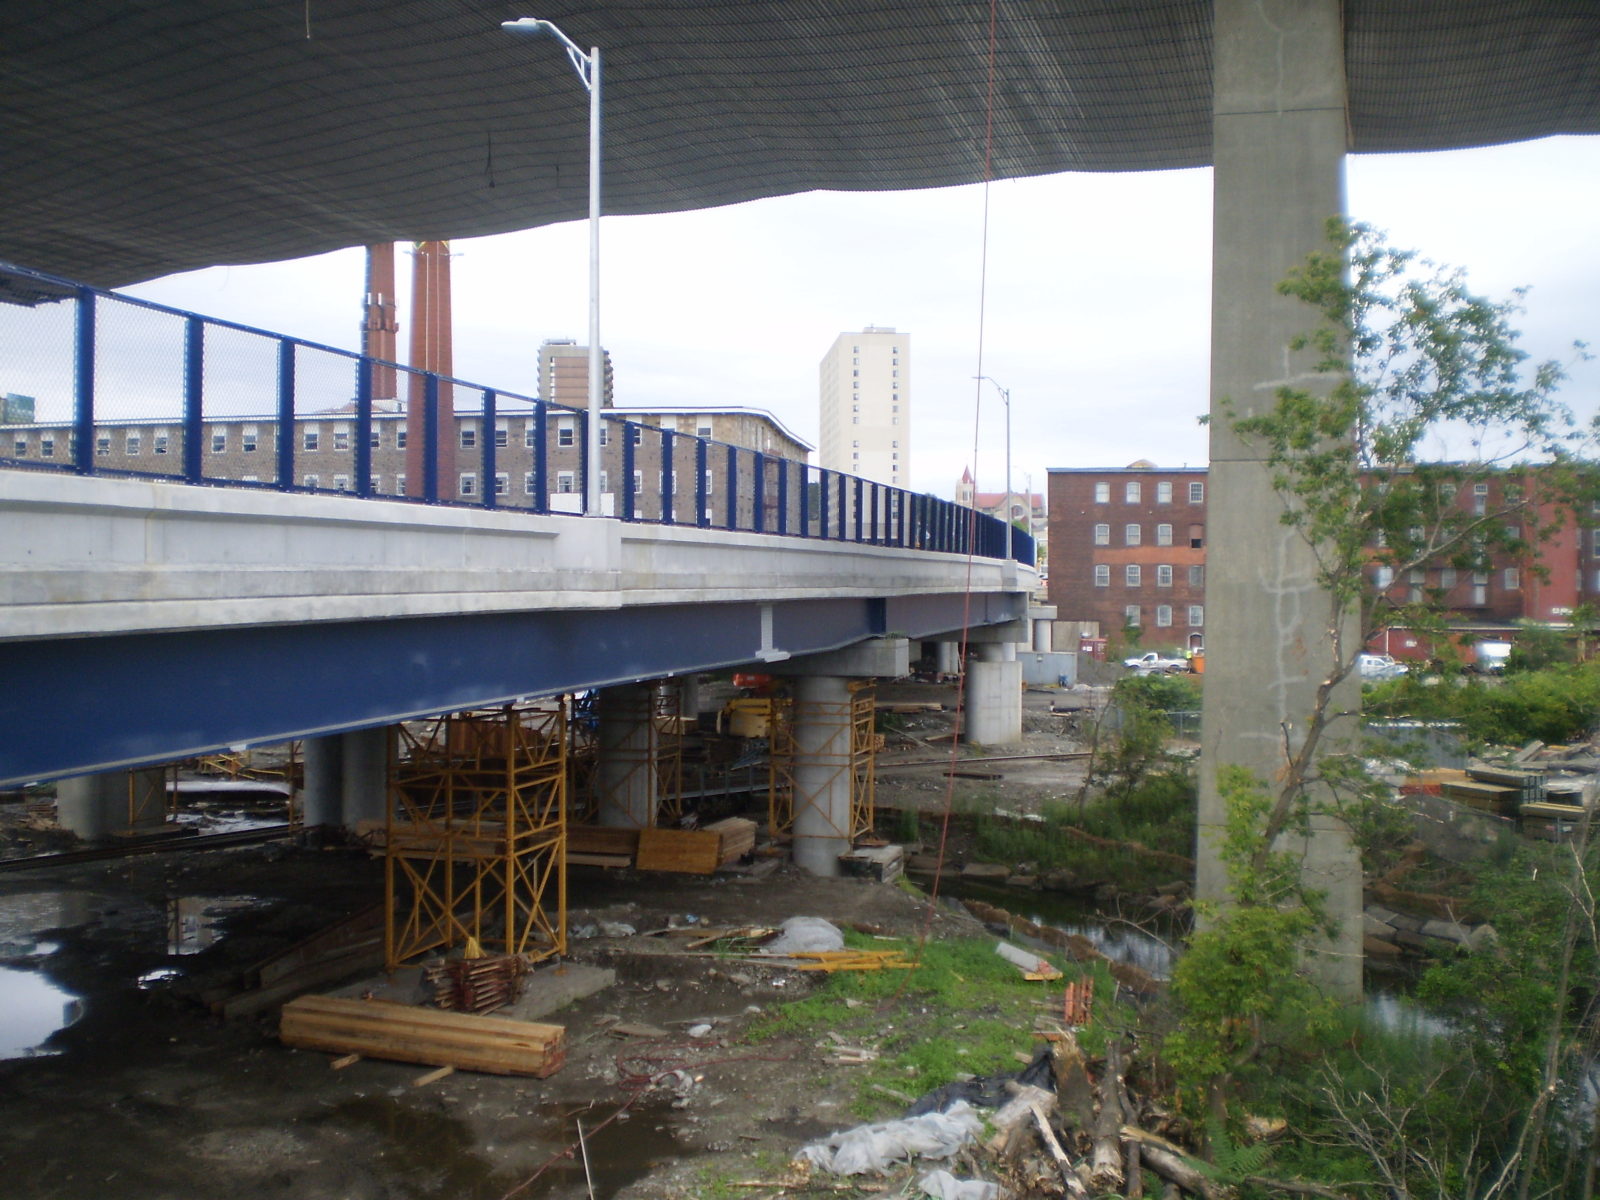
[836,472,847,541]
[753,452,766,533]
[355,359,374,498]
[72,288,95,476]
[422,375,440,503]
[695,436,709,528]
[275,340,295,491]
[725,444,738,530]
[622,421,636,520]
[853,477,864,543]
[480,390,498,508]
[660,428,674,524]
[776,456,789,536]
[532,400,548,514]
[182,316,204,484]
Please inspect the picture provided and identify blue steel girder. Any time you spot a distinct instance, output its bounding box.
[0,591,1024,787]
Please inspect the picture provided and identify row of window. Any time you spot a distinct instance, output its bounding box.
[296,468,718,498]
[1123,604,1204,628]
[1092,522,1204,548]
[1093,480,1204,505]
[1094,564,1205,588]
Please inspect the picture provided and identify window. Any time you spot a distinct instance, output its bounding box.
[370,429,381,448]
[1093,482,1109,504]
[1439,567,1457,588]
[630,425,643,445]
[1188,481,1204,503]
[1373,565,1394,589]
[153,433,169,455]
[1503,567,1520,591]
[697,422,712,438]
[1156,605,1173,627]
[369,474,381,492]
[126,434,141,455]
[96,435,110,456]
[633,470,644,494]
[599,471,609,493]
[557,420,575,447]
[303,429,319,452]
[1472,571,1488,605]
[555,471,575,493]
[1189,523,1204,548]
[1093,565,1110,587]
[704,470,714,495]
[1125,481,1141,503]
[598,425,609,446]
[1124,605,1141,627]
[1092,523,1110,546]
[460,427,477,449]
[1156,564,1173,587]
[1125,564,1142,587]
[1188,564,1204,587]
[333,474,350,492]
[1188,605,1204,627]
[242,427,258,453]
[524,472,537,495]
[1157,481,1172,504]
[12,437,25,457]
[1592,529,1600,556]
[396,429,407,449]
[302,474,320,488]
[494,473,509,495]
[40,435,54,458]
[495,425,509,448]
[524,424,537,448]
[210,431,226,453]
[1473,482,1489,515]
[1156,523,1173,546]
[1125,523,1141,546]
[333,429,350,451]
[395,473,406,495]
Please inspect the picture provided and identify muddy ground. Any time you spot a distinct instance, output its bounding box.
[0,680,1122,1200]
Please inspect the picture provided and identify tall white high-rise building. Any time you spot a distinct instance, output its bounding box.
[818,326,908,487]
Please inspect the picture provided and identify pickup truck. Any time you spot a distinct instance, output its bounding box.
[1123,651,1189,674]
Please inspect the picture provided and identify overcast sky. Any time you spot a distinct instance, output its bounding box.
[124,135,1600,500]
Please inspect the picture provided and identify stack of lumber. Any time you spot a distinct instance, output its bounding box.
[217,904,386,1018]
[704,816,757,864]
[636,826,722,874]
[279,995,565,1076]
[566,824,639,868]
[423,953,528,1014]
[1469,765,1547,804]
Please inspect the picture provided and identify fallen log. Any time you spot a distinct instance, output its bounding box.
[1120,1126,1227,1200]
[1088,1043,1126,1192]
[986,1083,1056,1159]
[1031,1101,1089,1198]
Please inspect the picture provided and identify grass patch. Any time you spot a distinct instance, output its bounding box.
[745,932,1127,1121]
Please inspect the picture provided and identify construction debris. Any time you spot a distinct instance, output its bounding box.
[279,995,565,1077]
[423,953,529,1014]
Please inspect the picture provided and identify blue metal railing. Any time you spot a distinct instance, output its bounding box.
[0,260,1034,565]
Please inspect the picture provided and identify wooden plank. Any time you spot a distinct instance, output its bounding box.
[282,1025,565,1077]
[285,996,563,1043]
[565,852,633,868]
[704,817,757,864]
[636,827,721,874]
[567,825,641,856]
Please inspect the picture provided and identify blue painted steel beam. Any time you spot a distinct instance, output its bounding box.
[0,590,1025,787]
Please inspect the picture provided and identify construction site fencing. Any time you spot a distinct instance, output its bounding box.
[0,260,1034,565]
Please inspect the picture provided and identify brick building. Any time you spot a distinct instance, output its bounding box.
[2,403,810,519]
[1048,461,1595,659]
[1047,462,1208,650]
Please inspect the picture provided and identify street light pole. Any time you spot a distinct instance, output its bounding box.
[503,17,604,517]
[974,375,1013,559]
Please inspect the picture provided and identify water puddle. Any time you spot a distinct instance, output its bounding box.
[167,896,260,955]
[314,1095,683,1199]
[0,965,84,1059]
[0,890,105,951]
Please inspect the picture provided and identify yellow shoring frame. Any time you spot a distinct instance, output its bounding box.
[653,684,686,823]
[849,681,878,840]
[385,702,568,968]
[765,697,796,838]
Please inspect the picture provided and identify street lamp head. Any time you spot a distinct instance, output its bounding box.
[501,17,558,36]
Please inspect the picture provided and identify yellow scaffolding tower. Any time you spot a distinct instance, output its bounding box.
[385,702,567,968]
[653,684,686,823]
[763,697,797,839]
[849,681,879,841]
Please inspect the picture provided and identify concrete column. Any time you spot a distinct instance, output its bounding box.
[596,682,657,828]
[1200,0,1362,1000]
[965,642,1022,746]
[935,640,962,676]
[340,727,389,826]
[791,673,853,876]
[56,767,166,838]
[1032,619,1052,653]
[301,734,344,828]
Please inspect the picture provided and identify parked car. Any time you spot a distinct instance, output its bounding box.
[1357,653,1407,681]
[1123,651,1190,674]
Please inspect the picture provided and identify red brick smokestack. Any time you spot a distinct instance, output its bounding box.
[405,240,455,498]
[362,244,399,402]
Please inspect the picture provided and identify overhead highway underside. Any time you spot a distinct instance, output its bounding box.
[2,1,1598,294]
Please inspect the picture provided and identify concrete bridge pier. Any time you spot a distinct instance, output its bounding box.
[1200,0,1363,1000]
[964,621,1026,746]
[933,640,962,677]
[774,638,910,876]
[301,728,390,831]
[596,682,658,828]
[56,766,168,840]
